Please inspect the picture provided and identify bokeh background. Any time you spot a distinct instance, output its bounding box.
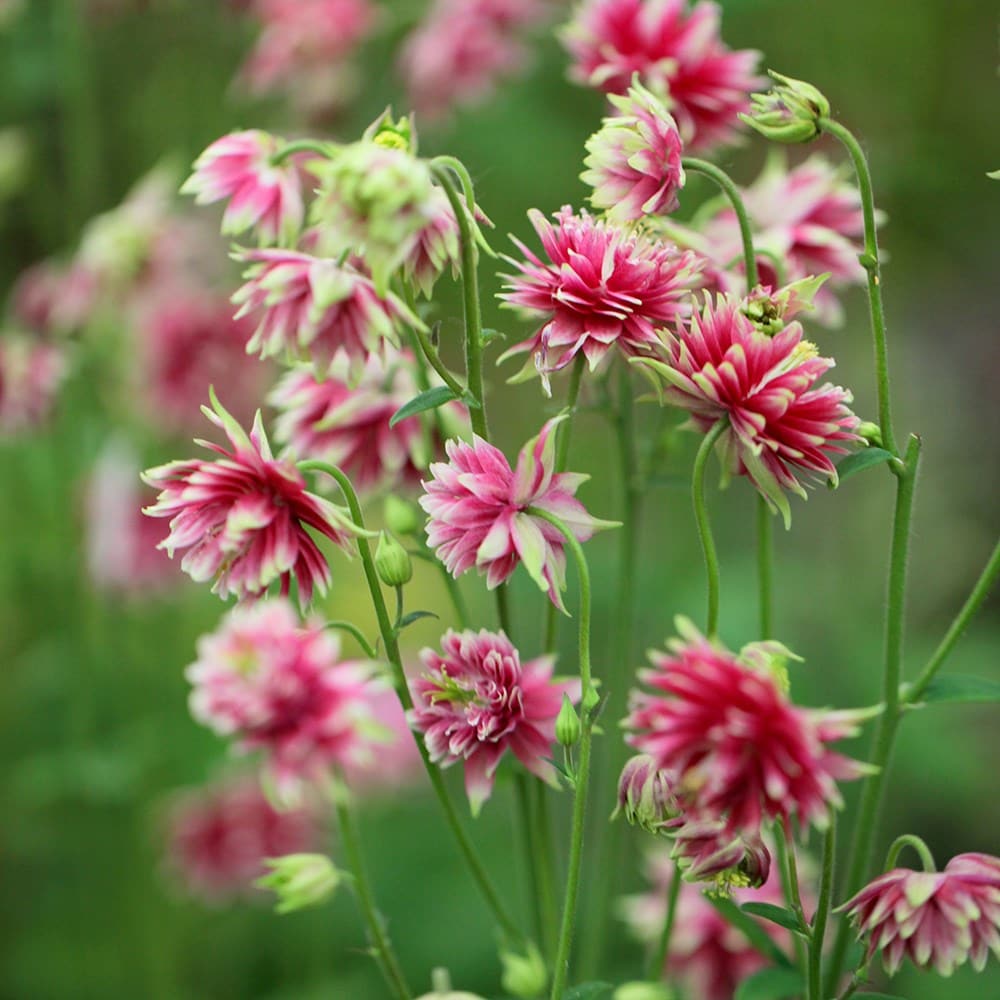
[1,1,997,997]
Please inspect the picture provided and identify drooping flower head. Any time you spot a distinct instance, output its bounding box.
[614,753,680,834]
[581,77,685,224]
[187,599,388,798]
[420,416,616,611]
[409,628,579,814]
[670,817,771,892]
[561,0,763,153]
[402,184,463,298]
[625,618,873,835]
[840,852,1000,977]
[142,391,361,604]
[637,294,860,526]
[499,206,701,391]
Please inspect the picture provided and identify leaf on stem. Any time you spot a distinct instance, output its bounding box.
[396,610,439,630]
[917,673,1000,704]
[739,901,807,936]
[733,967,805,1000]
[830,448,894,485]
[389,386,460,427]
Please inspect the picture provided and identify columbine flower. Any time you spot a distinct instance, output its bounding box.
[180,130,304,245]
[637,294,859,527]
[671,818,771,891]
[581,77,685,223]
[409,628,579,814]
[403,185,462,297]
[624,618,872,835]
[614,754,680,833]
[741,71,831,144]
[499,206,701,391]
[561,0,763,153]
[11,260,98,335]
[187,599,387,798]
[0,333,67,435]
[232,249,418,382]
[142,391,361,605]
[840,853,1000,977]
[420,417,615,611]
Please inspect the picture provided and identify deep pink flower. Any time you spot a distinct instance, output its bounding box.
[499,206,701,390]
[841,853,1000,977]
[670,817,771,890]
[142,392,361,604]
[409,628,579,813]
[269,348,465,497]
[187,599,387,798]
[615,753,680,833]
[561,0,763,153]
[164,773,320,903]
[639,294,859,526]
[0,333,67,435]
[625,619,872,835]
[232,248,417,382]
[420,417,615,611]
[181,130,304,245]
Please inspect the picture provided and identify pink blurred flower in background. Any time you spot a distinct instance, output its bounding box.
[561,0,762,152]
[409,628,578,814]
[10,260,98,336]
[0,333,67,435]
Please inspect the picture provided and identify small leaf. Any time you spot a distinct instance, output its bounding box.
[739,902,806,935]
[734,966,805,1000]
[396,610,439,630]
[987,169,1000,180]
[832,447,895,485]
[565,984,615,1000]
[920,674,1000,704]
[482,327,507,345]
[389,386,458,427]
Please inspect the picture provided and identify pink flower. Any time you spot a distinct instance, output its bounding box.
[409,628,579,814]
[181,130,304,245]
[561,0,763,153]
[402,185,462,298]
[269,348,465,497]
[625,619,872,835]
[142,391,361,604]
[232,248,417,382]
[187,599,388,798]
[670,817,771,890]
[163,773,320,903]
[639,294,859,526]
[498,206,701,390]
[0,333,67,435]
[840,853,1000,977]
[420,417,615,611]
[615,753,680,833]
[581,77,686,224]
[11,260,98,335]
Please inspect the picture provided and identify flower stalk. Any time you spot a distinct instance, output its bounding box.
[692,420,728,636]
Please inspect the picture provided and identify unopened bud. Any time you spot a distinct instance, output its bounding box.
[500,941,547,999]
[857,421,883,448]
[375,531,413,587]
[555,694,581,748]
[614,984,675,1000]
[740,71,830,144]
[614,754,680,833]
[254,853,341,914]
[363,107,418,154]
[384,494,422,536]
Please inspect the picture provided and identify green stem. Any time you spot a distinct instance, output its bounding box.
[322,620,378,659]
[757,495,774,639]
[515,773,546,946]
[334,793,413,1000]
[300,460,522,942]
[808,819,836,1000]
[818,118,897,458]
[411,321,468,399]
[905,536,1000,703]
[824,434,921,994]
[533,780,561,961]
[885,834,936,872]
[647,862,683,981]
[271,138,339,164]
[692,421,728,637]
[708,896,793,969]
[774,826,807,970]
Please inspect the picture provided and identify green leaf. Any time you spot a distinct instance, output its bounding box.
[833,447,895,484]
[565,984,615,1000]
[708,897,794,968]
[396,610,439,630]
[734,967,805,1000]
[739,902,806,935]
[389,386,458,427]
[920,673,1000,704]
[855,994,909,999]
[987,169,1000,180]
[481,327,507,345]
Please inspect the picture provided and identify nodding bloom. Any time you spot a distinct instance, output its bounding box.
[498,206,701,391]
[581,77,685,224]
[670,818,771,892]
[409,628,579,814]
[187,599,388,799]
[142,391,361,605]
[840,853,1000,977]
[0,333,67,435]
[624,618,873,835]
[420,416,616,611]
[269,348,465,497]
[637,294,859,527]
[561,0,763,153]
[614,753,680,834]
[232,248,419,383]
[402,184,462,298]
[163,774,320,903]
[181,130,304,245]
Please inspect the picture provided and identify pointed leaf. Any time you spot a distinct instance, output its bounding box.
[481,327,507,345]
[919,673,1000,704]
[389,386,459,427]
[734,967,805,1000]
[565,984,615,1000]
[397,610,439,630]
[832,448,895,484]
[739,902,807,935]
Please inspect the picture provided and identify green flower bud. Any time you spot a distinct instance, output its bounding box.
[614,983,675,1000]
[254,853,341,914]
[740,70,830,144]
[384,494,422,536]
[500,942,547,999]
[375,531,413,587]
[555,694,581,748]
[363,107,418,155]
[857,421,883,448]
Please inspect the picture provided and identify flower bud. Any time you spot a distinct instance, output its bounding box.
[254,853,341,913]
[375,531,413,587]
[363,107,418,155]
[614,754,679,833]
[500,941,547,999]
[555,694,581,748]
[741,275,828,334]
[384,494,422,536]
[614,983,675,1000]
[738,638,801,694]
[740,71,830,144]
[857,421,883,448]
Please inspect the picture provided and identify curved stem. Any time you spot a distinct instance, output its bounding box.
[818,118,897,458]
[906,536,1000,703]
[647,862,683,981]
[322,620,377,659]
[334,792,413,1000]
[300,460,523,942]
[807,819,836,1000]
[692,421,728,637]
[757,495,774,639]
[271,138,339,165]
[411,321,468,399]
[885,834,936,873]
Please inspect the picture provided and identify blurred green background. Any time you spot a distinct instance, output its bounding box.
[1,1,997,997]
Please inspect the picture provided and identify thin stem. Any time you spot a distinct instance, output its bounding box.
[647,862,683,981]
[808,819,836,1000]
[692,421,728,637]
[515,773,546,946]
[411,321,468,399]
[334,793,413,1000]
[906,536,1000,703]
[774,826,807,970]
[757,495,774,639]
[818,118,897,458]
[271,138,339,164]
[300,460,522,942]
[824,433,921,994]
[322,620,378,659]
[885,834,936,872]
